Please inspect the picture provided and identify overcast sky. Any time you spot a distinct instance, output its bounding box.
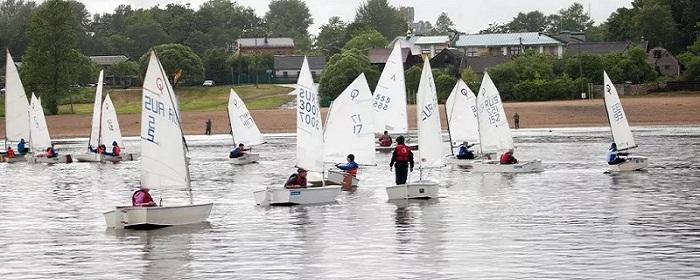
[68,0,632,35]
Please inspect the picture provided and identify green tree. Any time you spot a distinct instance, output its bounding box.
[433,12,454,34]
[479,22,509,34]
[549,3,593,33]
[319,49,380,102]
[633,0,679,50]
[343,28,388,51]
[404,65,422,103]
[354,0,407,39]
[21,0,78,115]
[433,71,457,102]
[139,44,205,86]
[604,7,638,41]
[194,0,262,49]
[265,0,313,51]
[202,48,231,84]
[618,47,656,83]
[461,67,481,92]
[315,17,348,57]
[507,11,550,32]
[0,0,37,65]
[108,60,139,87]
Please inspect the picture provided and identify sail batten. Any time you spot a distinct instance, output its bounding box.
[296,57,324,172]
[140,52,189,191]
[476,73,513,154]
[446,80,480,145]
[228,89,264,146]
[324,73,376,165]
[5,51,30,143]
[373,42,408,134]
[416,60,444,168]
[603,72,636,150]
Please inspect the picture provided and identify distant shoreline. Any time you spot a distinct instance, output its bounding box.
[2,95,700,139]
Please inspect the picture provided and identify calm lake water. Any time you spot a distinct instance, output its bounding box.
[1,126,699,279]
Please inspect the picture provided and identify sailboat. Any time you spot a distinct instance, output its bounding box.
[385,59,441,200]
[323,73,377,187]
[253,57,341,206]
[104,51,212,229]
[75,71,135,163]
[227,88,264,164]
[470,73,543,173]
[26,94,73,164]
[603,71,648,172]
[373,42,417,152]
[2,50,30,163]
[445,79,481,167]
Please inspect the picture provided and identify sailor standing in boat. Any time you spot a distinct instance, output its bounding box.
[389,136,414,185]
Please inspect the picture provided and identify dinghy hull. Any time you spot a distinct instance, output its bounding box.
[445,156,481,168]
[104,203,213,229]
[2,156,26,163]
[471,160,544,173]
[229,153,260,165]
[254,186,341,206]
[326,170,359,187]
[608,156,648,172]
[26,154,72,164]
[386,181,439,200]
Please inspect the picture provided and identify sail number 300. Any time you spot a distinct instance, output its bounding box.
[298,88,320,130]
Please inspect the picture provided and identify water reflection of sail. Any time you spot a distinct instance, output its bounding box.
[107,223,210,279]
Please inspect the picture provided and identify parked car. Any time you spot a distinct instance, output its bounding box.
[202,80,214,87]
[1,88,5,95]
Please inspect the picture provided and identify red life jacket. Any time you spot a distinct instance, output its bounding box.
[347,168,358,176]
[379,136,392,147]
[395,144,410,161]
[113,146,121,156]
[500,153,512,164]
[97,147,105,154]
[132,190,154,207]
[7,149,15,158]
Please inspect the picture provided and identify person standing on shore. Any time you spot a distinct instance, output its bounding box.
[205,119,212,135]
[513,112,520,129]
[389,136,414,185]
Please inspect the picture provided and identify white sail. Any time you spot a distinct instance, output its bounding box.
[296,57,324,172]
[141,52,189,190]
[29,94,51,152]
[100,94,123,148]
[373,41,408,134]
[4,51,30,143]
[446,79,480,145]
[324,73,376,165]
[416,60,444,168]
[476,72,513,154]
[227,88,264,146]
[603,71,636,150]
[88,70,104,148]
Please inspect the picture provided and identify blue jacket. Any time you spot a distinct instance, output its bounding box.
[229,148,242,158]
[336,161,359,171]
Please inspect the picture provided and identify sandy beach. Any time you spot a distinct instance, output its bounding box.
[2,95,699,139]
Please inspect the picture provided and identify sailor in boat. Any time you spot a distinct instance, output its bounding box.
[499,149,518,165]
[456,141,476,160]
[17,138,29,154]
[285,168,308,189]
[389,136,414,185]
[335,154,359,177]
[606,143,627,165]
[229,143,250,159]
[97,144,107,155]
[6,146,16,159]
[105,141,121,156]
[132,186,157,207]
[378,131,392,147]
[40,147,58,158]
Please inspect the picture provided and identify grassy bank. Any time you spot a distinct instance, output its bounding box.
[0,84,294,117]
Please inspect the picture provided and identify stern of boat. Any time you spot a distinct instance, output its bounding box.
[609,156,648,172]
[386,181,439,200]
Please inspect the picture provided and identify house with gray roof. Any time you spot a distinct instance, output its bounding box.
[273,55,325,83]
[89,55,128,66]
[565,41,648,56]
[388,35,451,58]
[235,37,295,55]
[454,32,565,58]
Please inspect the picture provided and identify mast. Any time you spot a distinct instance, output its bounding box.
[226,105,236,146]
[443,103,454,156]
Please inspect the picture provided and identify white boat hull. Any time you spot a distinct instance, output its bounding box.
[386,181,440,200]
[104,153,137,162]
[608,156,648,172]
[26,154,73,164]
[74,153,137,163]
[376,143,418,152]
[104,203,213,229]
[254,186,341,206]
[471,159,544,173]
[229,153,260,165]
[445,156,481,167]
[326,170,359,187]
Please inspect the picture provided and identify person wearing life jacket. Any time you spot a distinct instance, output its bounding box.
[229,143,249,159]
[456,141,476,160]
[390,136,414,185]
[6,146,16,158]
[335,154,359,176]
[378,131,392,147]
[45,147,58,158]
[285,168,308,189]
[97,144,106,155]
[132,185,157,207]
[17,138,29,154]
[109,141,121,156]
[500,149,518,164]
[606,143,627,165]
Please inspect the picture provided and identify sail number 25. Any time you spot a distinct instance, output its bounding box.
[298,87,320,130]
